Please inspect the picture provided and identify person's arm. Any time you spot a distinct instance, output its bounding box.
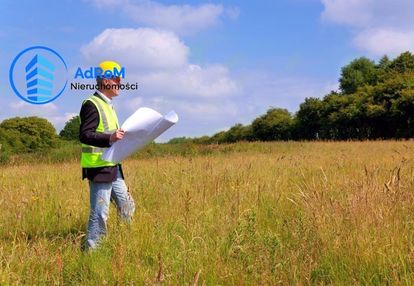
[79,101,111,147]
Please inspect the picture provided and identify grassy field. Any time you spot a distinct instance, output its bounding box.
[1,141,414,285]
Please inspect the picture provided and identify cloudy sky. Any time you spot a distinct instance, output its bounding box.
[1,0,413,141]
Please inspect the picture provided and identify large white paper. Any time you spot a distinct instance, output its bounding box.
[102,107,178,163]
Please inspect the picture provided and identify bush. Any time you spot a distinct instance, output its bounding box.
[60,116,80,141]
[0,117,58,153]
[0,143,10,165]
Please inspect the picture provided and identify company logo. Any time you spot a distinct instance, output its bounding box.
[9,46,68,104]
[74,66,125,79]
[70,64,137,91]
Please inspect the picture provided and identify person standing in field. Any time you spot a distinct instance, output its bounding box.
[79,60,135,250]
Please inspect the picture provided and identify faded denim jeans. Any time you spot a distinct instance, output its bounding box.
[85,166,135,250]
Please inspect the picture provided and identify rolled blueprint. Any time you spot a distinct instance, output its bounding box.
[102,107,178,163]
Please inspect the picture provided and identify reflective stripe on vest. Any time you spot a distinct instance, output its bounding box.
[80,94,120,167]
[81,146,107,153]
[89,96,110,133]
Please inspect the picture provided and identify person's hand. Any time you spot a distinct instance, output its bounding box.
[110,129,125,144]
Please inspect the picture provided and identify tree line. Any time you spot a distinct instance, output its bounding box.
[1,51,413,159]
[170,51,414,144]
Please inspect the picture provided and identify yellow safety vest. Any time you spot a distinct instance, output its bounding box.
[80,95,120,168]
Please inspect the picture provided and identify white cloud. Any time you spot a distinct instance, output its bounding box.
[353,28,414,56]
[81,28,240,99]
[9,101,59,113]
[321,0,414,55]
[87,0,236,35]
[140,64,239,98]
[81,27,241,140]
[321,0,373,27]
[81,28,189,70]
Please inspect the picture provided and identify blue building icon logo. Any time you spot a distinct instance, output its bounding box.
[25,54,55,102]
[9,46,68,104]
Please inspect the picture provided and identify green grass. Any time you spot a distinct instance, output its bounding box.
[4,140,263,165]
[1,140,414,284]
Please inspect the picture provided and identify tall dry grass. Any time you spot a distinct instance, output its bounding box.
[0,141,413,285]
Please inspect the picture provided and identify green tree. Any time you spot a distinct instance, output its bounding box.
[388,51,414,74]
[0,116,58,153]
[162,51,414,143]
[339,57,378,94]
[59,115,80,141]
[209,131,227,144]
[372,72,414,138]
[319,92,361,139]
[252,108,293,141]
[168,137,192,144]
[192,136,211,144]
[378,55,391,69]
[295,98,323,139]
[223,124,253,143]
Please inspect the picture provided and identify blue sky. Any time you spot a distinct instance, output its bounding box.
[1,0,412,141]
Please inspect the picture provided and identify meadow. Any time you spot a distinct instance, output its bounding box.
[1,141,414,285]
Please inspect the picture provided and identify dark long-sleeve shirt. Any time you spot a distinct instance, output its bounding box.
[79,92,124,183]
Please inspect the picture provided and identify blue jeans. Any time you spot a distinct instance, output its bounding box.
[85,166,135,250]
